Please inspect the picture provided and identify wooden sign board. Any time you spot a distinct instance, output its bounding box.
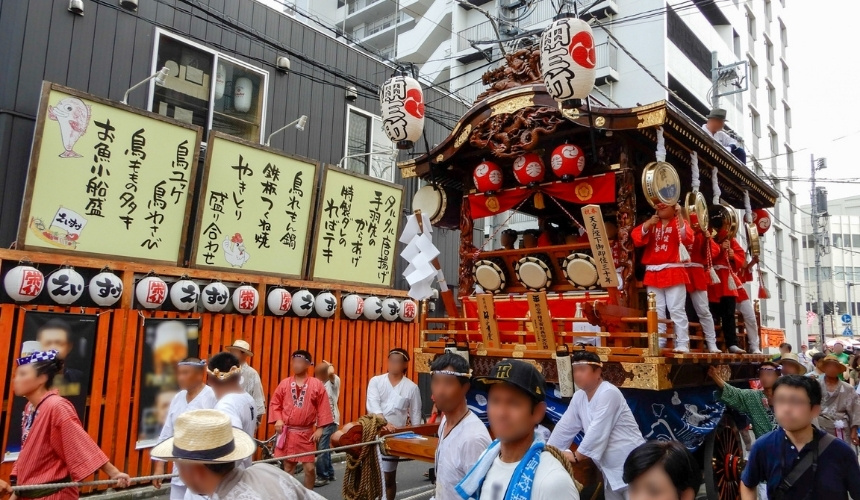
[581,204,619,288]
[190,132,318,277]
[475,293,500,349]
[527,292,557,351]
[309,166,404,287]
[18,82,202,265]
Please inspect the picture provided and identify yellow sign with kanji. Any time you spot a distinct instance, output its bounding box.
[19,83,202,264]
[191,133,318,278]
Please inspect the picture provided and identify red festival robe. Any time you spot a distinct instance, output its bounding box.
[632,217,693,288]
[11,391,109,499]
[686,232,720,292]
[268,376,334,462]
[708,238,745,301]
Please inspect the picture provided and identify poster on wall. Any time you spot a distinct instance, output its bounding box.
[309,166,403,287]
[4,312,97,462]
[135,318,200,449]
[190,132,318,277]
[18,82,203,265]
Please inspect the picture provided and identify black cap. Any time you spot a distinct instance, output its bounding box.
[473,359,546,402]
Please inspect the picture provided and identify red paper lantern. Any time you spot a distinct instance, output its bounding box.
[379,71,424,150]
[550,144,586,180]
[513,153,545,186]
[473,161,503,193]
[752,209,771,235]
[540,15,597,103]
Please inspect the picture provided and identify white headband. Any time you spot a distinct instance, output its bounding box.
[571,361,603,367]
[432,369,473,378]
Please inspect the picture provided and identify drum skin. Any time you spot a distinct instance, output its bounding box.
[473,258,507,294]
[515,255,553,291]
[562,253,599,289]
[411,184,461,229]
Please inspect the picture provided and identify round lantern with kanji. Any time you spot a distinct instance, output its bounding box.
[4,265,44,303]
[540,15,597,103]
[379,71,424,149]
[89,271,123,307]
[752,209,772,235]
[232,285,259,314]
[513,153,546,186]
[363,296,383,320]
[202,282,230,312]
[314,291,338,318]
[267,288,292,316]
[399,299,418,322]
[170,279,200,311]
[342,294,364,320]
[46,267,85,305]
[291,289,315,317]
[550,144,586,180]
[136,276,168,309]
[381,298,401,321]
[473,161,504,194]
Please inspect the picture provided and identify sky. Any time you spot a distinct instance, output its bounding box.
[785,0,860,205]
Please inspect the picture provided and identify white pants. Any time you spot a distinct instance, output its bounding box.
[602,474,629,500]
[650,284,689,347]
[758,482,768,499]
[690,290,717,343]
[736,298,759,348]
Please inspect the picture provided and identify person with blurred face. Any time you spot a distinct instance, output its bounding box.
[807,352,826,380]
[367,348,422,500]
[313,360,340,487]
[778,353,808,376]
[741,375,860,500]
[269,350,333,490]
[709,361,779,438]
[548,351,644,500]
[817,355,860,444]
[36,319,84,383]
[456,360,578,499]
[500,229,518,250]
[207,352,257,471]
[798,344,814,372]
[152,358,217,499]
[623,440,702,500]
[226,339,266,425]
[429,353,490,500]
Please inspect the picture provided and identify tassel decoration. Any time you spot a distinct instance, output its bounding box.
[655,126,666,162]
[743,189,752,224]
[675,216,690,263]
[706,237,720,284]
[533,192,545,210]
[691,151,700,191]
[727,268,738,291]
[709,265,721,284]
[712,167,721,205]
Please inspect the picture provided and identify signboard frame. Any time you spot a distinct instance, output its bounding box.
[308,165,404,288]
[17,82,203,266]
[189,131,319,279]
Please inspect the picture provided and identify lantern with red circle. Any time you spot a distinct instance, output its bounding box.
[473,161,503,194]
[540,15,597,104]
[513,153,545,186]
[379,70,424,150]
[752,209,772,235]
[550,144,586,180]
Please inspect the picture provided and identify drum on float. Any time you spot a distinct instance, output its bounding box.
[709,202,739,242]
[515,254,553,291]
[641,161,681,209]
[411,184,461,230]
[562,253,599,289]
[746,222,761,257]
[682,191,709,232]
[473,258,508,294]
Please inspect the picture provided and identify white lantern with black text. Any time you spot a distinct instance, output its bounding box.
[379,71,424,149]
[88,271,123,307]
[267,288,292,316]
[399,299,418,322]
[4,265,44,303]
[342,294,365,320]
[381,298,401,321]
[232,285,259,314]
[46,268,85,305]
[540,15,596,103]
[363,296,383,320]
[314,291,338,318]
[202,282,230,312]
[292,290,315,317]
[136,276,168,309]
[170,279,200,311]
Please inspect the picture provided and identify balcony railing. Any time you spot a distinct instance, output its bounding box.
[353,12,412,40]
[594,41,617,72]
[516,0,615,29]
[347,0,384,15]
[456,20,496,52]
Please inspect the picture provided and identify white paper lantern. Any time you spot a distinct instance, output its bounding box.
[381,298,401,321]
[379,72,424,149]
[46,268,85,305]
[136,276,168,309]
[4,265,44,303]
[399,299,418,322]
[232,285,259,314]
[88,271,123,307]
[170,279,200,311]
[342,294,365,320]
[202,282,230,312]
[363,296,382,320]
[234,77,253,113]
[292,290,315,317]
[540,16,596,103]
[267,288,292,316]
[215,63,226,99]
[313,292,338,318]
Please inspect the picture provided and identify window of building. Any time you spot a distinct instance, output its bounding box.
[845,233,853,247]
[789,192,797,216]
[751,109,761,138]
[784,104,792,128]
[777,278,785,301]
[791,237,799,265]
[853,234,860,247]
[766,39,774,65]
[765,0,773,23]
[833,233,843,247]
[769,130,778,154]
[782,62,790,87]
[836,266,845,279]
[344,106,395,182]
[767,82,776,109]
[821,267,832,279]
[804,267,809,281]
[802,235,808,248]
[747,12,757,40]
[794,284,802,305]
[150,30,269,142]
[779,19,787,48]
[749,59,759,88]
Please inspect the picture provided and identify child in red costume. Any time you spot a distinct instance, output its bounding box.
[708,230,746,354]
[632,203,694,352]
[685,221,722,353]
[735,252,762,353]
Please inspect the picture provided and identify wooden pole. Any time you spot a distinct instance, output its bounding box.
[647,292,659,356]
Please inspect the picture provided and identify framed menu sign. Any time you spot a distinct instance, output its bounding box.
[309,166,403,287]
[190,132,318,277]
[18,82,202,264]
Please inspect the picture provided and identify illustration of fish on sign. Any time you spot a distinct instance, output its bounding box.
[48,97,91,158]
[28,206,88,249]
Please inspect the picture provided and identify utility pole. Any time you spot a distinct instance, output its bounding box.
[811,154,826,346]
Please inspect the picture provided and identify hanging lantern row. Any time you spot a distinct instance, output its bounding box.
[472,145,587,195]
[379,68,424,150]
[265,288,417,322]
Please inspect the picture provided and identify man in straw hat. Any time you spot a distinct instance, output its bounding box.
[549,351,644,500]
[778,353,808,376]
[702,108,746,162]
[226,340,266,423]
[207,352,257,469]
[818,355,860,444]
[151,409,323,499]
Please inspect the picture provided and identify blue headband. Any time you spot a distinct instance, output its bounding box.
[17,350,59,366]
[178,360,207,367]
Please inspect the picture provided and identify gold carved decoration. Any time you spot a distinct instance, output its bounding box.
[414,352,434,374]
[398,165,416,178]
[490,95,535,117]
[636,109,666,129]
[436,154,445,163]
[559,106,580,121]
[594,116,606,127]
[618,362,671,390]
[454,124,472,149]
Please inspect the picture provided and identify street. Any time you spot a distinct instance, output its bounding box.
[312,460,434,499]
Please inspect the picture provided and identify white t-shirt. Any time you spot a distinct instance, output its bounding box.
[158,386,217,497]
[325,375,341,425]
[434,412,492,500]
[701,124,739,150]
[366,374,422,427]
[479,451,579,499]
[215,391,257,469]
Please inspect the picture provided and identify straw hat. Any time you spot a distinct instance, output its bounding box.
[777,353,808,375]
[226,339,253,356]
[151,409,255,464]
[820,354,848,373]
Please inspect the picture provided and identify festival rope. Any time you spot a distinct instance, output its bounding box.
[544,445,584,493]
[342,414,388,500]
